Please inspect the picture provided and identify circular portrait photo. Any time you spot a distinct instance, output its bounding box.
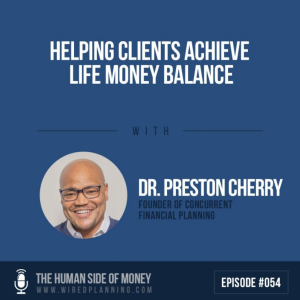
[40,152,127,239]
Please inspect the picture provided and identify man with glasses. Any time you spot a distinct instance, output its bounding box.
[55,159,118,238]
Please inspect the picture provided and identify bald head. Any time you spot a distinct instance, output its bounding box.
[59,159,109,238]
[60,159,105,189]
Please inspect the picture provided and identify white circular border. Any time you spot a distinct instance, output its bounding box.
[40,152,127,228]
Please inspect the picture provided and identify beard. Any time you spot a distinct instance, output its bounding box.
[64,208,105,232]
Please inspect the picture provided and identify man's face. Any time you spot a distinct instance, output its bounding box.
[60,161,108,234]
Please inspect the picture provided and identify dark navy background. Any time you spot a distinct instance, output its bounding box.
[2,262,298,299]
[1,0,300,262]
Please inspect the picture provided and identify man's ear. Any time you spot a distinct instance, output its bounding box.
[59,189,63,204]
[105,183,109,201]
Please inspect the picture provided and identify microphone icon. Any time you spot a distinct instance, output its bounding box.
[14,269,28,294]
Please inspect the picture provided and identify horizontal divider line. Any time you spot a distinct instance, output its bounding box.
[183,130,263,132]
[37,130,117,132]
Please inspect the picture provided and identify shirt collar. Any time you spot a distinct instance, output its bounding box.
[66,211,110,239]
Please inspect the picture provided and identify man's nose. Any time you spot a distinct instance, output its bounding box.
[74,191,89,205]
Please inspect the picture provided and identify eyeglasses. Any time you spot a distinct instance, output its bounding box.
[59,185,103,201]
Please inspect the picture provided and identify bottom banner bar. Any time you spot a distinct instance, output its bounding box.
[1,262,299,299]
